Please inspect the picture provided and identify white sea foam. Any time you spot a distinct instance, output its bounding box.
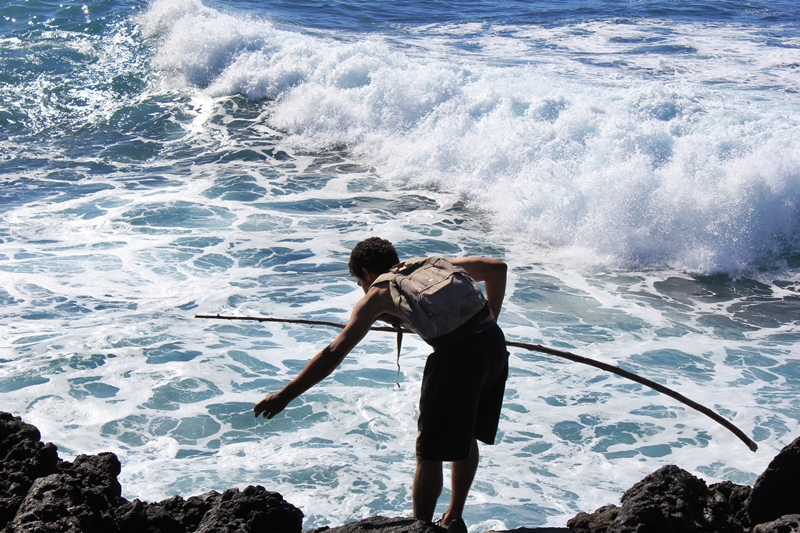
[139,0,800,275]
[2,1,800,530]
[2,163,798,528]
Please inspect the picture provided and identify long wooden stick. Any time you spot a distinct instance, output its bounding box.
[195,314,758,452]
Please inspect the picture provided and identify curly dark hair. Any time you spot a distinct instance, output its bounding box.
[348,237,399,278]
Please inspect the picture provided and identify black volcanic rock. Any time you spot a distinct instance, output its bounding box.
[567,505,619,533]
[566,437,800,533]
[568,465,748,533]
[306,516,443,533]
[0,412,61,527]
[0,412,303,533]
[114,486,304,533]
[753,514,800,533]
[4,410,800,533]
[193,486,304,533]
[6,452,124,533]
[746,436,800,527]
[752,514,800,533]
[613,464,746,533]
[565,467,764,533]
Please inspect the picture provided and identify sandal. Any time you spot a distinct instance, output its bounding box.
[434,516,468,533]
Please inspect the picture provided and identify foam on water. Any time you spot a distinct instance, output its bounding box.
[2,0,800,530]
[2,146,798,528]
[138,0,800,274]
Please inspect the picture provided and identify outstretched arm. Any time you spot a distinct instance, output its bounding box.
[254,286,398,419]
[447,257,508,319]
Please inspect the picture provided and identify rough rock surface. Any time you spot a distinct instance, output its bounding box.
[0,412,303,533]
[0,412,60,527]
[306,516,442,533]
[566,505,619,533]
[6,452,124,533]
[111,485,304,533]
[307,518,576,533]
[746,436,800,527]
[567,437,800,533]
[488,529,574,533]
[3,411,800,533]
[752,514,800,533]
[616,465,745,533]
[567,465,747,533]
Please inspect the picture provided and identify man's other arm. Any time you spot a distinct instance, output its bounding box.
[447,257,508,319]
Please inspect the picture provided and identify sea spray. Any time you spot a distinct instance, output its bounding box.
[2,0,800,530]
[140,0,800,274]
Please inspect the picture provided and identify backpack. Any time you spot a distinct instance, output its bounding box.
[372,257,489,342]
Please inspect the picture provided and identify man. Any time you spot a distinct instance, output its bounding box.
[254,237,509,532]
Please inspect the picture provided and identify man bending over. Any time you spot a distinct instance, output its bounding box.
[254,237,509,533]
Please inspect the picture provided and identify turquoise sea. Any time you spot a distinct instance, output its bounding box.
[1,0,800,529]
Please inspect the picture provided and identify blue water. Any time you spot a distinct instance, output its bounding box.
[2,0,800,529]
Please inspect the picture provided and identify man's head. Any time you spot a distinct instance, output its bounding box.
[348,237,399,286]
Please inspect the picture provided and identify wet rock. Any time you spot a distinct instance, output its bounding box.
[710,480,752,508]
[115,497,193,533]
[746,436,800,527]
[5,470,119,533]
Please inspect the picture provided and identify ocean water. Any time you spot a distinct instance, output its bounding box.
[2,0,800,529]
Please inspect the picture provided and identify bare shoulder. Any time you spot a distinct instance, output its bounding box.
[356,282,399,317]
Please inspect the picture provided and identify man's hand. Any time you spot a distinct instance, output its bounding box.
[253,283,397,422]
[447,257,507,319]
[254,392,290,419]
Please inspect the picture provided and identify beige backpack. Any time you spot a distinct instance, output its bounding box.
[372,257,489,342]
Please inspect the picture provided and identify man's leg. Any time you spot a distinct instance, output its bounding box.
[442,438,479,526]
[413,458,443,522]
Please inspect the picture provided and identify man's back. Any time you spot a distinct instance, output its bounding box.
[371,256,490,342]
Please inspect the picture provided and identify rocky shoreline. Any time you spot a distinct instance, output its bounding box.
[1,411,798,533]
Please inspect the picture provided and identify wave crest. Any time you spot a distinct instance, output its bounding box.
[142,0,800,274]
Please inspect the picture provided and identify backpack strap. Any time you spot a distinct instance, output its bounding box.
[372,271,405,388]
[394,323,403,388]
[372,272,394,286]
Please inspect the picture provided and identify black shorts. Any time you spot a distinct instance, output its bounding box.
[416,323,509,462]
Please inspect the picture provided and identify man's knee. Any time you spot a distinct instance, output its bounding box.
[415,458,443,478]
